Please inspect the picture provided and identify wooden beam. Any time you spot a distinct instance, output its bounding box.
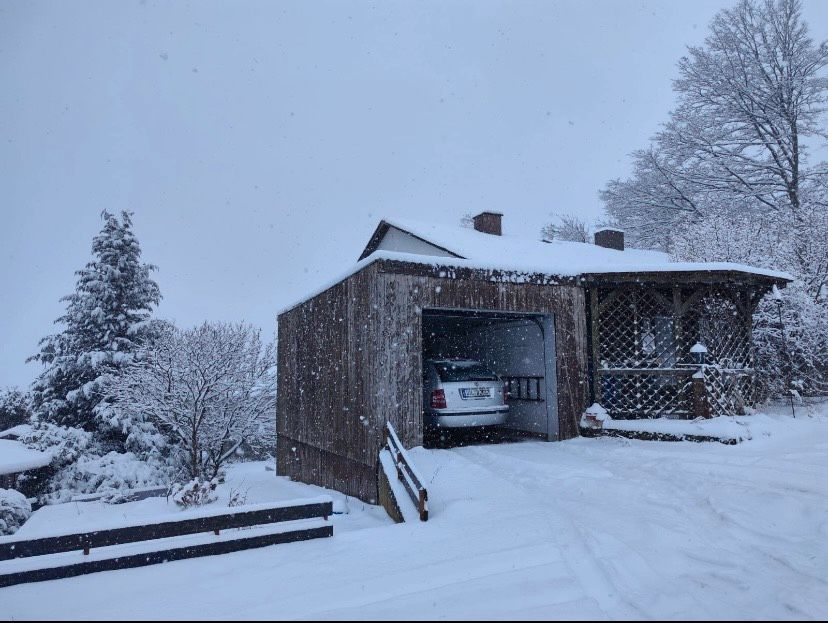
[596,289,621,316]
[581,270,790,288]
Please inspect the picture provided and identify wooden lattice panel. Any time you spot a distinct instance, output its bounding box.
[701,366,755,417]
[599,370,693,419]
[594,284,758,419]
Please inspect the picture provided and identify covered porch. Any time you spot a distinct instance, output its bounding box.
[583,270,789,420]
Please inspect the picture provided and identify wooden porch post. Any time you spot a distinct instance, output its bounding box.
[589,288,602,405]
[672,286,683,358]
[692,371,712,419]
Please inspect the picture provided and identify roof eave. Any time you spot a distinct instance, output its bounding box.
[579,269,792,288]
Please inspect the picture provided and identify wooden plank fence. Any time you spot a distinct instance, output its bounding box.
[0,498,333,589]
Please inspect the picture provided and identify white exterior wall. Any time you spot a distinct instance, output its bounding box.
[376,227,458,258]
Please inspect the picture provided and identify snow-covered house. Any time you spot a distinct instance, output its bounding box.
[276,212,790,502]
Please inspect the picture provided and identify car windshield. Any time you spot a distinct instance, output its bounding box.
[433,361,498,383]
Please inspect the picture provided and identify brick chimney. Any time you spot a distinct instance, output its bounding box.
[472,211,503,236]
[594,227,624,251]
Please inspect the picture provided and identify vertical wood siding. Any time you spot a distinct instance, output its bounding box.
[277,260,588,502]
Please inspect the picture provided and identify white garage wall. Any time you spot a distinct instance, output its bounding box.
[467,319,549,436]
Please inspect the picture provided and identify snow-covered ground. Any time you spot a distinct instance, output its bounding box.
[597,410,782,442]
[3,402,828,620]
[13,461,390,538]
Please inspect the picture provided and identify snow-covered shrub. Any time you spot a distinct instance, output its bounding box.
[171,478,218,508]
[227,486,249,508]
[16,422,174,503]
[0,488,32,536]
[43,451,173,504]
[754,284,828,397]
[19,423,93,470]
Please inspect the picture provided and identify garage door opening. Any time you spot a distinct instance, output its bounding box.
[421,308,557,447]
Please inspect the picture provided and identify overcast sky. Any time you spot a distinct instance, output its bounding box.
[2,0,827,388]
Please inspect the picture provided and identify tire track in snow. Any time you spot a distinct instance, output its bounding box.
[454,445,645,619]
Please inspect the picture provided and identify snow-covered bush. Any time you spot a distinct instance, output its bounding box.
[227,487,248,508]
[753,285,828,397]
[17,423,172,503]
[580,403,610,430]
[44,451,173,504]
[171,478,218,508]
[19,423,93,470]
[0,488,32,536]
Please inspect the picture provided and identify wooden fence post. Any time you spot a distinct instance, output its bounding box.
[418,489,428,522]
[692,372,711,419]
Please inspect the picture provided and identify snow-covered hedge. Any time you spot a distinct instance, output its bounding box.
[0,488,32,536]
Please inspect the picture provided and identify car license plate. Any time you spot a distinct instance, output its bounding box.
[460,387,490,399]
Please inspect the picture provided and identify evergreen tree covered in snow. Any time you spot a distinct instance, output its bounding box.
[29,211,161,429]
[0,388,31,431]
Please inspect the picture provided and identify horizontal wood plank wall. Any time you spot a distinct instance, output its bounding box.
[277,260,589,502]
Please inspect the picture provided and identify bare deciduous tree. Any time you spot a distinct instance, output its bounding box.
[108,322,276,480]
[540,213,591,243]
[603,0,828,246]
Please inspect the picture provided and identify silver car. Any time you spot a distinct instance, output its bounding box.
[422,358,509,428]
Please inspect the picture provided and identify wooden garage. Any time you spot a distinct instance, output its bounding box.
[276,212,789,502]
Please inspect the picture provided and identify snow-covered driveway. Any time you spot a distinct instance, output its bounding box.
[3,406,827,620]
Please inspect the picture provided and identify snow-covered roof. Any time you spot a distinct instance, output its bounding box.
[369,217,792,280]
[0,439,53,476]
[0,424,32,440]
[372,217,668,272]
[279,217,792,314]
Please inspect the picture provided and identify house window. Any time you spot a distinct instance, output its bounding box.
[641,315,675,367]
